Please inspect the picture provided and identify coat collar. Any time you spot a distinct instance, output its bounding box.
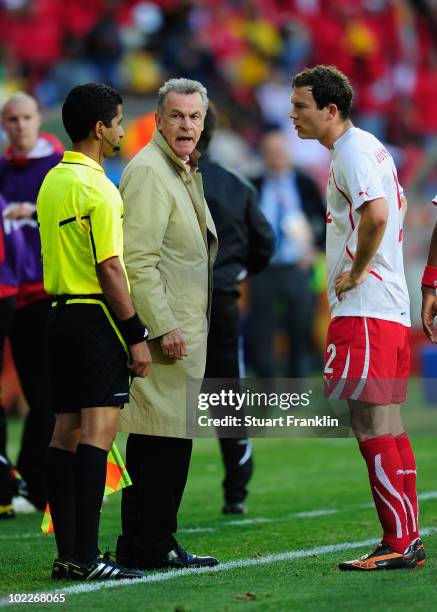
[152,130,200,172]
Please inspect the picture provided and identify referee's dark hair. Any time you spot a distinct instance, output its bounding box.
[62,83,123,143]
[196,102,217,154]
[292,65,353,120]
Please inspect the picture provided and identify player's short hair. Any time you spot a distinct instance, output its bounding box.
[196,102,217,153]
[292,65,353,120]
[157,78,209,117]
[2,92,39,117]
[62,83,123,143]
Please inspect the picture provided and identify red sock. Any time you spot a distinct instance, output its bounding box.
[359,435,410,553]
[395,432,419,541]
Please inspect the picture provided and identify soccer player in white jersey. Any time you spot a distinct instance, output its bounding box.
[421,195,437,340]
[290,65,424,570]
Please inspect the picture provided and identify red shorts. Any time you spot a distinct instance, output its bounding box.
[323,317,410,404]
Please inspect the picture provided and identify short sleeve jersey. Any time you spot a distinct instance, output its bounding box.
[326,127,410,326]
[37,151,127,295]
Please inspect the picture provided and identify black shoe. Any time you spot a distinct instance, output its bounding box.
[69,553,146,581]
[339,543,417,571]
[51,558,69,580]
[0,503,15,519]
[151,546,219,570]
[222,502,246,515]
[409,538,426,567]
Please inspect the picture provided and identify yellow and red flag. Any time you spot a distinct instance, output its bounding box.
[41,442,131,535]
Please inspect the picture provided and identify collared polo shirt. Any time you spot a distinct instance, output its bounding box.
[37,151,126,295]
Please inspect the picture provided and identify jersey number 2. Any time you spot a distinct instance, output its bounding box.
[324,343,336,374]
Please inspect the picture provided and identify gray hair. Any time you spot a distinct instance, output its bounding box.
[157,78,208,117]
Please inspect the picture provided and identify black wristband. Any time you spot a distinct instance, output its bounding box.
[118,313,149,345]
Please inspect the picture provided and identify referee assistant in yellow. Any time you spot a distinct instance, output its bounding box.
[37,84,151,581]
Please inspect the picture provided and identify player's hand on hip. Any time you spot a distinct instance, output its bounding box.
[421,286,437,343]
[128,341,152,377]
[335,270,367,301]
[160,328,188,359]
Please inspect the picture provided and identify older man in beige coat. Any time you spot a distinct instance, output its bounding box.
[116,78,219,571]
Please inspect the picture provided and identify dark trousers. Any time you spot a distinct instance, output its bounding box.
[0,296,16,419]
[248,264,315,378]
[205,292,253,505]
[120,433,192,564]
[9,298,54,508]
[0,296,16,504]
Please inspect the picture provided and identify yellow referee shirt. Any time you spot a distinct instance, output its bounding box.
[37,151,127,295]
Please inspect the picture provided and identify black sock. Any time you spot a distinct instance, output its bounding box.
[47,447,76,560]
[74,444,107,565]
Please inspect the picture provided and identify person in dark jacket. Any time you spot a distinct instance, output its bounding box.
[249,130,326,378]
[198,104,274,513]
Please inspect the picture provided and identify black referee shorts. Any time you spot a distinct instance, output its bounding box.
[47,296,130,413]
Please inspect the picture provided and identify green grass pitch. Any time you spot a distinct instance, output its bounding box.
[1,417,436,611]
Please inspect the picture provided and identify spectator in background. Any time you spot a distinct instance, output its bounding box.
[48,36,101,104]
[1,0,437,153]
[248,131,325,378]
[0,92,63,514]
[197,104,274,514]
[84,0,124,90]
[0,191,25,519]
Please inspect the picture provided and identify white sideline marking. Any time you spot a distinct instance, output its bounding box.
[418,491,437,501]
[294,509,338,518]
[2,490,436,540]
[0,527,434,606]
[179,490,437,533]
[226,517,271,526]
[180,527,215,534]
[180,509,343,533]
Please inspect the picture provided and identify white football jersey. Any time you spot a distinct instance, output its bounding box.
[326,127,410,326]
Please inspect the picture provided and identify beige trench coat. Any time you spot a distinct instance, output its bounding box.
[118,130,218,438]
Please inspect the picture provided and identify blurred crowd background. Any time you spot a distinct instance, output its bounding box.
[1,0,436,409]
